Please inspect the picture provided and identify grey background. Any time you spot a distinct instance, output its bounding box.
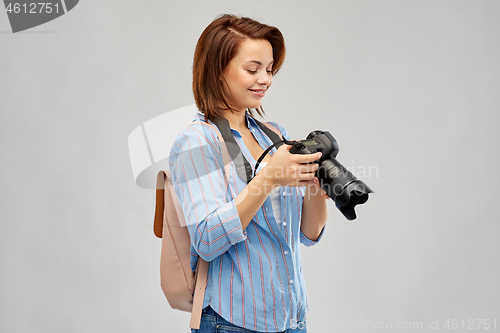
[1,0,499,332]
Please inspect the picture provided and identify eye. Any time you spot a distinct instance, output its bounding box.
[247,69,258,74]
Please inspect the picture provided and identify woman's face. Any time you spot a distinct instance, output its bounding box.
[222,39,274,112]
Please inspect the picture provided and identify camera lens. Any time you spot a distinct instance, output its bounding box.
[318,159,372,220]
[292,130,372,220]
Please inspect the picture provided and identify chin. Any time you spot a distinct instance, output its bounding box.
[246,102,262,110]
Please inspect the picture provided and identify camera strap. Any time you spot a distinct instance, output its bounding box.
[251,137,298,180]
[212,115,292,184]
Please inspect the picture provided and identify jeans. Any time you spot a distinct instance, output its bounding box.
[191,306,307,333]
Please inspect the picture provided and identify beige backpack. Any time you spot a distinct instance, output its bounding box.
[153,121,230,329]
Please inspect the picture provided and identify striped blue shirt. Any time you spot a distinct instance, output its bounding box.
[169,111,325,332]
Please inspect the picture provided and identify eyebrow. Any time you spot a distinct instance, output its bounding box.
[246,60,274,66]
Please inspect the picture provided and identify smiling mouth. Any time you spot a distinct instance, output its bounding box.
[249,89,266,97]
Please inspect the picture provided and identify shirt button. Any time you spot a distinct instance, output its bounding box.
[282,192,286,197]
[283,222,286,226]
[290,279,294,284]
[284,251,289,255]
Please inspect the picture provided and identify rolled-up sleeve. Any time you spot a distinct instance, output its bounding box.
[299,226,325,247]
[169,123,246,261]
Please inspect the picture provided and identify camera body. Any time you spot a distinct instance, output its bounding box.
[289,131,373,220]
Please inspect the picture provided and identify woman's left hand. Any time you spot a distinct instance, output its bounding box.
[309,177,330,200]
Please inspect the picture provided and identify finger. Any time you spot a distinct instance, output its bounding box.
[301,172,317,181]
[308,177,319,186]
[310,151,322,161]
[293,152,322,165]
[297,163,318,173]
[298,179,313,187]
[305,151,322,162]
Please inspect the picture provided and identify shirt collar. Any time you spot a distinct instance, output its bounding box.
[195,111,259,131]
[245,112,259,129]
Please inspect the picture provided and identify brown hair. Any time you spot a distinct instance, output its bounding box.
[192,14,286,123]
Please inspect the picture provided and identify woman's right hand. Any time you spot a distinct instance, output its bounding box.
[261,144,322,188]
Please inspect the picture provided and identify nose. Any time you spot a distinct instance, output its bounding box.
[257,71,272,87]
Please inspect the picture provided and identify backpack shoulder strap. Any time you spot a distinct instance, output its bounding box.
[189,258,209,329]
[153,171,167,238]
[253,118,284,143]
[153,121,231,238]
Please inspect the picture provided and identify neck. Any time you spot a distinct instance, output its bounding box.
[221,109,248,132]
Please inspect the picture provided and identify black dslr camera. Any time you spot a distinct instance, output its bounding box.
[289,131,373,220]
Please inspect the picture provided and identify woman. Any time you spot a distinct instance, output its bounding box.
[169,14,329,333]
